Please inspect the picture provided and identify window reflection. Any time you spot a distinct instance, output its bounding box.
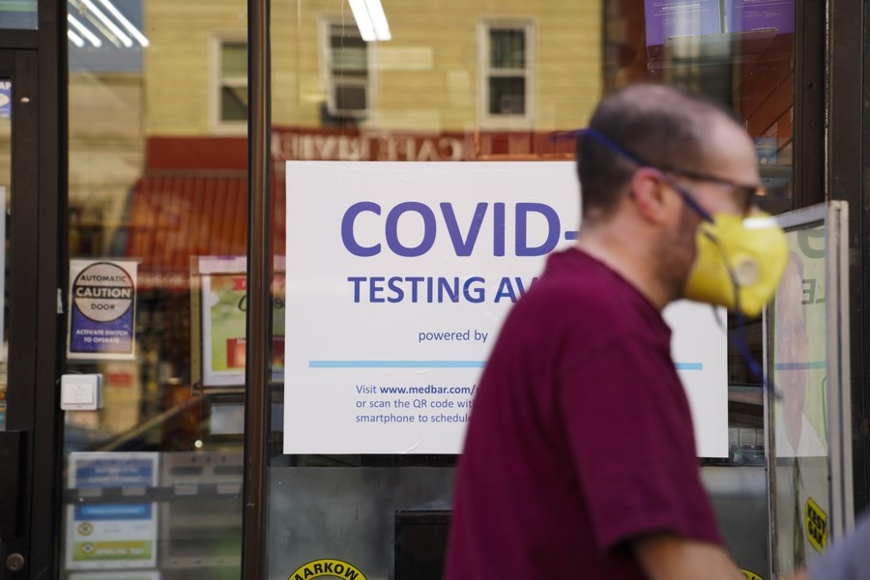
[606,0,794,210]
[218,40,248,124]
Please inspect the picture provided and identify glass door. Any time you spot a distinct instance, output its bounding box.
[767,201,853,578]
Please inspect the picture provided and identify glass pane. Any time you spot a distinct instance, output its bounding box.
[64,0,247,575]
[269,0,798,577]
[0,78,9,431]
[488,76,525,115]
[221,42,247,77]
[770,224,830,576]
[0,0,36,29]
[489,28,526,69]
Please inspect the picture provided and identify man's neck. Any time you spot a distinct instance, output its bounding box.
[575,224,672,311]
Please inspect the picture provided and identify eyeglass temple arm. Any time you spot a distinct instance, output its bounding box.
[552,128,716,223]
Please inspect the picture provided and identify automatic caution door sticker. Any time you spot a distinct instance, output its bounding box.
[741,569,764,580]
[68,260,138,360]
[805,497,828,552]
[288,558,367,580]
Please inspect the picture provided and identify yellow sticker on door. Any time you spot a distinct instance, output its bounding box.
[288,558,367,580]
[805,497,828,552]
[740,569,764,580]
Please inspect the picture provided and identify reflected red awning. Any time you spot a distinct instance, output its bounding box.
[124,136,289,291]
[124,128,571,290]
[125,172,249,290]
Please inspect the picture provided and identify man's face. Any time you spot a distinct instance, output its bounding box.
[659,118,762,295]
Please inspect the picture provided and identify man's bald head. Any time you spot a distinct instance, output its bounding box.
[577,84,744,224]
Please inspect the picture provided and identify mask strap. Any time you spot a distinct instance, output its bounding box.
[560,127,779,397]
[705,230,783,401]
[551,127,647,165]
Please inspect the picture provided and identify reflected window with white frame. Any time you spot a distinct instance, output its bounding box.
[213,37,248,130]
[320,20,370,119]
[479,20,534,125]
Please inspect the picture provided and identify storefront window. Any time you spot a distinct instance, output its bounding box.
[63,0,246,576]
[270,1,795,578]
[60,0,795,578]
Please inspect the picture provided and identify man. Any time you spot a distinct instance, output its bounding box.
[445,84,766,579]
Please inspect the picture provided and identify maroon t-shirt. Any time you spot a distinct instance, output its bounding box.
[445,248,722,579]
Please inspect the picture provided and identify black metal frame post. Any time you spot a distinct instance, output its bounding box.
[828,0,869,515]
[0,0,66,571]
[31,0,69,571]
[793,0,825,210]
[241,0,272,575]
[0,47,40,579]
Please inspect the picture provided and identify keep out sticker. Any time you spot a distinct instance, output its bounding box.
[288,558,367,580]
[68,260,138,360]
[805,497,828,552]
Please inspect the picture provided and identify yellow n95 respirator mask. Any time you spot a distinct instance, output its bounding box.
[683,212,788,318]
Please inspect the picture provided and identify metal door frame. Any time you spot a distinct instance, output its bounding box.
[0,0,67,576]
[0,48,43,577]
[765,201,854,577]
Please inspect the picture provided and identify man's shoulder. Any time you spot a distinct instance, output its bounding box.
[521,250,642,315]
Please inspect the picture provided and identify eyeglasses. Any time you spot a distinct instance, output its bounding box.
[657,165,764,218]
[551,128,765,218]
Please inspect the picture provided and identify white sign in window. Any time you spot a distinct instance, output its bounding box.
[284,162,728,456]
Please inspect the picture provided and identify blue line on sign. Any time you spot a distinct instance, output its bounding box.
[309,360,486,369]
[564,231,579,240]
[774,361,827,370]
[310,360,703,371]
[675,363,703,371]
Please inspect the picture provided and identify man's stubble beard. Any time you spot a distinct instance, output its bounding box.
[655,202,700,304]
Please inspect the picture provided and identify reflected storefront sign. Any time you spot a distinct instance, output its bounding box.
[272,129,465,162]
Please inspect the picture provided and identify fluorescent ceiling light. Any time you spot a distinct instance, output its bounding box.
[67,13,102,47]
[364,0,391,41]
[80,0,134,47]
[67,29,86,48]
[97,0,150,47]
[348,0,391,42]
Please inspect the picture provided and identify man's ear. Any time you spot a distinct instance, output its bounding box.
[629,168,671,225]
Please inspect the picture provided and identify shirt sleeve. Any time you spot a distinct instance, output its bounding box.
[558,331,723,554]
